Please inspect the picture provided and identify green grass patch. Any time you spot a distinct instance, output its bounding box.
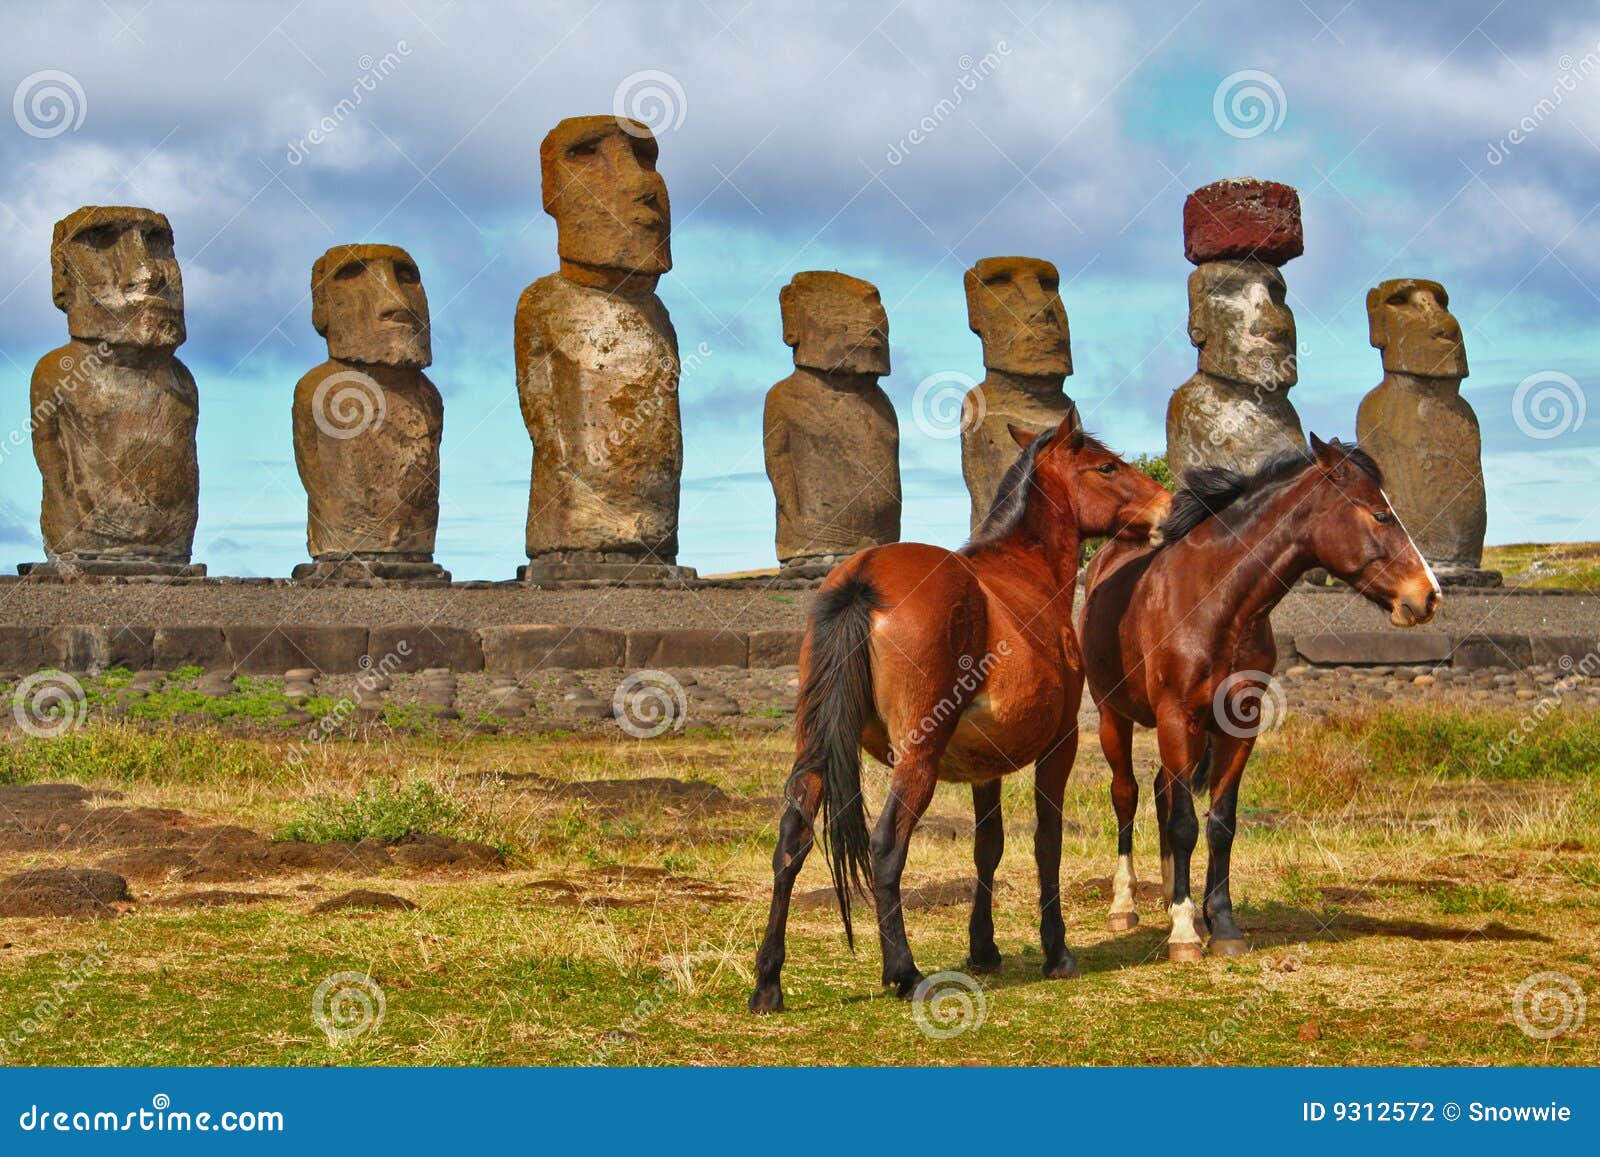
[1433,883,1527,916]
[277,779,470,843]
[0,725,286,786]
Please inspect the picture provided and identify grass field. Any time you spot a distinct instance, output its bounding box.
[1483,542,1600,589]
[0,705,1596,1066]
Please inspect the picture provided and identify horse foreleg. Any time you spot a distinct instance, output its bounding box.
[1100,710,1140,932]
[872,760,939,998]
[1155,713,1207,963]
[1203,731,1254,956]
[966,779,1004,973]
[1033,736,1081,978]
[749,768,822,1013]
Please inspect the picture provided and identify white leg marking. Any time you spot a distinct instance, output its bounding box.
[1169,897,1203,944]
[1111,853,1138,915]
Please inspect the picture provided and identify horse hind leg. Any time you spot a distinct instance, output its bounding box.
[872,755,940,998]
[965,779,1004,974]
[749,768,821,1013]
[1101,710,1140,933]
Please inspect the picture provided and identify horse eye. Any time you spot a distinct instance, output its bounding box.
[1096,462,1117,474]
[1373,510,1394,525]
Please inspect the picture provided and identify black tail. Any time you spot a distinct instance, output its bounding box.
[1192,739,1213,796]
[788,575,880,948]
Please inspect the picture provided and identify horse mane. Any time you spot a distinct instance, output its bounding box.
[963,428,1111,551]
[1160,440,1381,545]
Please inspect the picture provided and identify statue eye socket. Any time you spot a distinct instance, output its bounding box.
[567,139,599,158]
[144,229,174,258]
[396,264,420,284]
[333,261,366,280]
[76,224,120,250]
[1387,294,1409,307]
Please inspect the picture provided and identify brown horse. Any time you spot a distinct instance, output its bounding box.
[1080,434,1440,961]
[749,407,1172,1012]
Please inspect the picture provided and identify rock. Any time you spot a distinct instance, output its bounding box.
[765,271,900,564]
[311,889,418,914]
[0,868,131,919]
[518,115,685,575]
[29,206,201,574]
[1297,1018,1322,1042]
[1413,674,1437,688]
[960,256,1076,528]
[1183,178,1304,266]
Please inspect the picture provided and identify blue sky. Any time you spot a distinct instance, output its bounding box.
[0,0,1596,577]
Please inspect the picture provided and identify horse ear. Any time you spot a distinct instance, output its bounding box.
[1056,402,1084,448]
[1008,423,1037,449]
[1309,431,1330,460]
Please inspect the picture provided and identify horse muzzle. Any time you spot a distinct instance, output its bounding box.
[1390,586,1441,627]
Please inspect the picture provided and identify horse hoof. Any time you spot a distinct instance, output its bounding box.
[894,973,926,1001]
[748,986,784,1014]
[1108,911,1139,933]
[1043,955,1081,979]
[1167,941,1205,963]
[966,949,1003,975]
[1209,937,1249,957]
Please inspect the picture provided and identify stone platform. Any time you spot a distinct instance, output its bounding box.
[0,581,1592,677]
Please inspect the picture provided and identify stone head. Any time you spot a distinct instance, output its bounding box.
[311,243,431,368]
[51,205,185,350]
[540,115,671,278]
[964,256,1071,377]
[1188,258,1296,388]
[1367,278,1467,379]
[779,271,889,376]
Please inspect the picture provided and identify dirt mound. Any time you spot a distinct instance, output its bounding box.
[525,865,740,908]
[0,783,501,884]
[312,889,418,914]
[792,875,1002,913]
[0,868,132,919]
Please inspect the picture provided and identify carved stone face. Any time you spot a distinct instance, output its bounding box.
[540,115,671,277]
[1367,278,1467,379]
[1188,259,1296,388]
[964,256,1072,377]
[312,243,431,368]
[780,271,889,376]
[51,205,185,350]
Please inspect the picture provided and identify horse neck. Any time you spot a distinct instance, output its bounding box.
[1186,474,1322,627]
[1016,480,1083,588]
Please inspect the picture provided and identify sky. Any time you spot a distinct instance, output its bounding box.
[0,0,1596,578]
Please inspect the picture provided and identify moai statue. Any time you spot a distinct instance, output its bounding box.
[763,271,900,574]
[1357,279,1497,586]
[515,114,695,585]
[960,256,1075,530]
[291,244,449,585]
[1166,178,1305,481]
[24,205,203,577]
